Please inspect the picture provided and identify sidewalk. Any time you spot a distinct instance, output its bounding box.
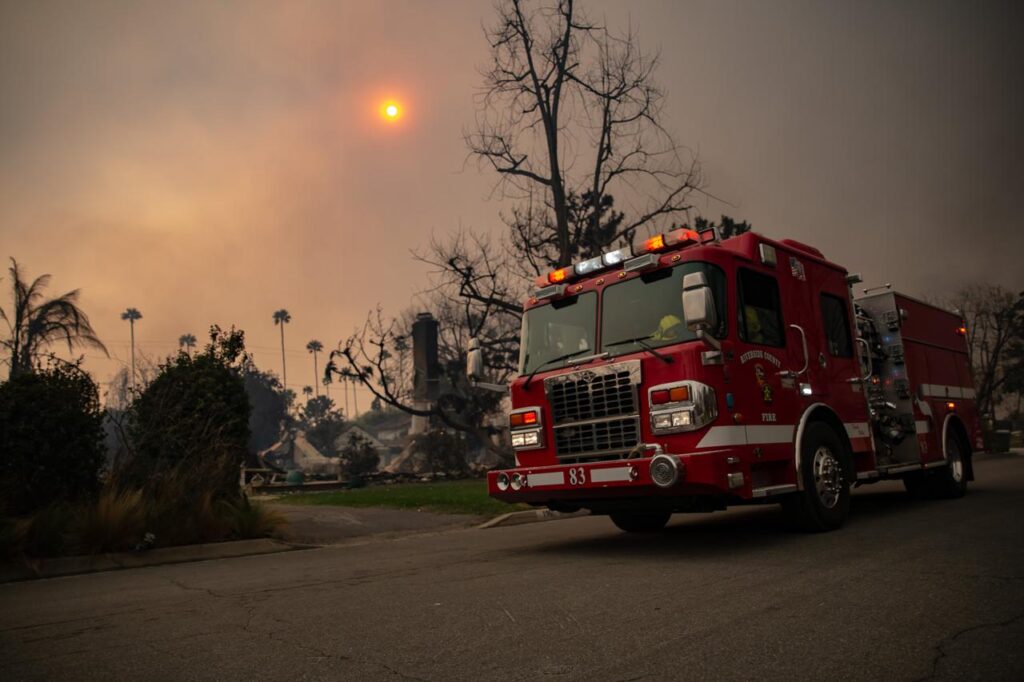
[265,502,485,545]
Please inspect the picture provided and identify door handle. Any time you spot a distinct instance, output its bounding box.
[846,337,872,383]
[779,324,809,379]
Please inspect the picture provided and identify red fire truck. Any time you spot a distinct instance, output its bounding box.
[468,229,982,532]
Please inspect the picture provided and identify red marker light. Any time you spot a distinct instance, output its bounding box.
[523,410,538,425]
[946,401,956,410]
[956,325,967,336]
[651,389,670,405]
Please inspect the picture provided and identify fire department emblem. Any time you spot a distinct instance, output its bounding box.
[754,364,773,404]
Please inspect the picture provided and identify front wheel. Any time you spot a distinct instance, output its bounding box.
[782,422,851,532]
[609,511,672,533]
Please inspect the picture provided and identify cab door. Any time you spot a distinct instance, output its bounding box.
[733,266,804,452]
[800,263,872,453]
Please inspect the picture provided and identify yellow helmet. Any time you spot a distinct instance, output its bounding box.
[655,314,683,339]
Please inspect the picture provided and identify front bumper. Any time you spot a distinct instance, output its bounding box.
[488,453,733,504]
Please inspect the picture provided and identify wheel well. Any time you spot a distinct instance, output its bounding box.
[795,405,855,487]
[944,414,974,481]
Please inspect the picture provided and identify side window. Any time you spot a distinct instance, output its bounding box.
[738,269,784,347]
[820,294,853,358]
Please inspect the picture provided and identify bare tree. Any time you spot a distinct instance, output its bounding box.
[337,0,702,450]
[948,285,1024,418]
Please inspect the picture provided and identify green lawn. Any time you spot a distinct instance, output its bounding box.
[280,479,525,517]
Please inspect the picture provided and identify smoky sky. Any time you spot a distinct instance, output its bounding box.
[1,0,1021,398]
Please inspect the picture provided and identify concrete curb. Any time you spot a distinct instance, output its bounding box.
[479,508,590,529]
[0,538,311,584]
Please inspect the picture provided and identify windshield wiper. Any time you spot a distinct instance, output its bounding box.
[523,348,593,390]
[603,334,673,364]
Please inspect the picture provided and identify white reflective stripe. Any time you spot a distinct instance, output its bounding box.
[590,466,632,483]
[697,425,747,448]
[697,424,794,448]
[527,472,564,487]
[915,420,930,434]
[844,422,870,439]
[917,399,933,417]
[745,425,795,444]
[920,383,975,400]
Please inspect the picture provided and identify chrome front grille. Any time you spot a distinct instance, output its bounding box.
[545,360,641,462]
[546,363,638,424]
[553,417,641,461]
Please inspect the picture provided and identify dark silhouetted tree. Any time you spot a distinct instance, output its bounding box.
[1,258,107,379]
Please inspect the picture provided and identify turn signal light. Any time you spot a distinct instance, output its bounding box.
[946,401,957,410]
[669,386,690,402]
[510,410,539,427]
[956,325,967,336]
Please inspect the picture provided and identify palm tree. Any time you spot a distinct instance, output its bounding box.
[121,308,143,392]
[178,332,197,356]
[306,339,323,396]
[1,258,108,378]
[302,385,313,400]
[322,375,332,399]
[272,309,291,390]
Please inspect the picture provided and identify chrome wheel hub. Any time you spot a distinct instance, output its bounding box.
[948,442,964,483]
[812,446,843,509]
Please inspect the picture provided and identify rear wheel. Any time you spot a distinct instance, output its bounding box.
[902,431,969,499]
[609,511,672,533]
[932,431,969,499]
[783,422,851,532]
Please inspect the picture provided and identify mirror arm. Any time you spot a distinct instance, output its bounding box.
[468,378,509,394]
[696,327,721,351]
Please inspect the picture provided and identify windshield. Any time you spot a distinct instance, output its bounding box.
[601,261,727,355]
[519,292,597,374]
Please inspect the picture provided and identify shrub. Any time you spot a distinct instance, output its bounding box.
[0,360,106,516]
[127,326,251,500]
[71,488,145,554]
[15,505,74,558]
[220,496,286,539]
[339,432,380,479]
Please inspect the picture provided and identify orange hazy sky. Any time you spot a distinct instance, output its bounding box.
[2,0,1021,402]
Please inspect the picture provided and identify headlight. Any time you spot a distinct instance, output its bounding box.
[653,409,692,430]
[649,381,717,434]
[511,428,542,450]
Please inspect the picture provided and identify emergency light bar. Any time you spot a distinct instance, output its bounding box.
[532,228,707,297]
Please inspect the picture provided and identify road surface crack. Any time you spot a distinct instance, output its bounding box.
[918,610,1024,680]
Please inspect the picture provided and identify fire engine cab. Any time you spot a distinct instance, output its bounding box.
[468,229,982,532]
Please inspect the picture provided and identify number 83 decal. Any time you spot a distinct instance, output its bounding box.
[568,467,586,485]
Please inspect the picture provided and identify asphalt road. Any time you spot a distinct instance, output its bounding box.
[3,454,1023,682]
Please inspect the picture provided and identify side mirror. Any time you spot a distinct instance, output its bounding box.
[682,272,718,333]
[466,338,484,381]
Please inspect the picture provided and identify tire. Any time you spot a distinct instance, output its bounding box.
[782,422,851,532]
[609,511,672,533]
[902,431,969,500]
[931,430,969,499]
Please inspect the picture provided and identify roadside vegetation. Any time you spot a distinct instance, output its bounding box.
[282,480,525,517]
[1,263,286,560]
